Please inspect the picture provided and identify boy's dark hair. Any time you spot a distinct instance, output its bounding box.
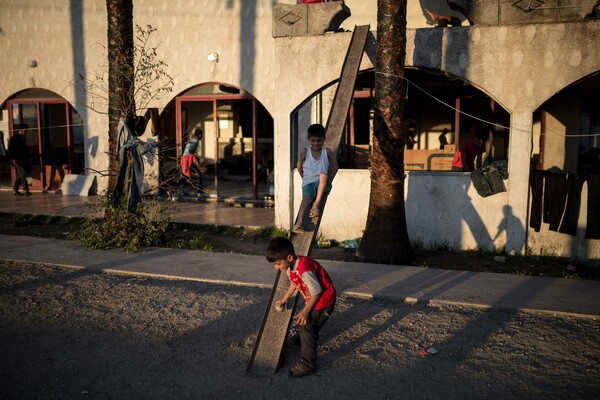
[194,128,203,140]
[474,126,488,142]
[266,237,296,262]
[307,123,326,139]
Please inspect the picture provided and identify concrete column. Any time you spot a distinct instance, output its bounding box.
[506,110,533,254]
[274,113,293,230]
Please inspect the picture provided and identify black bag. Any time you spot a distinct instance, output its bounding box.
[472,164,507,197]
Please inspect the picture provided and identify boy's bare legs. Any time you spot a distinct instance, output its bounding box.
[293,174,328,233]
[309,173,328,218]
[293,195,313,233]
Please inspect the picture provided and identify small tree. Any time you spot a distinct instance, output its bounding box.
[79,23,174,189]
[74,3,177,251]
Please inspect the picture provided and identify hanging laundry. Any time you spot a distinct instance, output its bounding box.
[585,174,600,239]
[558,173,584,236]
[529,170,546,232]
[543,172,568,232]
[112,117,156,213]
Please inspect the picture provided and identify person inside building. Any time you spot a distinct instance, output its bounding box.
[8,123,32,196]
[406,123,417,150]
[439,128,449,150]
[180,128,206,195]
[451,126,488,172]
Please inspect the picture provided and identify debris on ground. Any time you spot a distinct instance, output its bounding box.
[419,347,439,357]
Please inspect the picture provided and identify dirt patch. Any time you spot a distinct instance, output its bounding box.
[1,213,599,281]
[1,261,599,399]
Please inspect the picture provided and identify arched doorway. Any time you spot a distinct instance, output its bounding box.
[1,89,85,191]
[160,83,274,200]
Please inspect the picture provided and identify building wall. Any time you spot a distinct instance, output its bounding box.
[1,1,599,257]
[276,19,600,257]
[0,0,108,186]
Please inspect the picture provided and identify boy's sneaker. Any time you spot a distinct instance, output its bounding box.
[288,360,314,377]
[24,191,32,196]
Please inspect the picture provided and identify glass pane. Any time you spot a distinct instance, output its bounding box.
[71,110,85,174]
[41,103,68,190]
[217,99,254,198]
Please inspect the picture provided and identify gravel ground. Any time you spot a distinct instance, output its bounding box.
[1,261,599,400]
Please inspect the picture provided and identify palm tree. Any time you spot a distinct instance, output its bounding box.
[106,0,135,191]
[356,0,414,264]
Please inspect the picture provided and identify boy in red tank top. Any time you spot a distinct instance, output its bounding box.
[266,237,336,377]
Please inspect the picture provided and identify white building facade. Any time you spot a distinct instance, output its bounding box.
[1,0,599,259]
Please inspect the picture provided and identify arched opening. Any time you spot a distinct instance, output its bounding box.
[1,89,85,192]
[528,71,600,242]
[159,83,274,201]
[532,71,600,174]
[291,68,510,172]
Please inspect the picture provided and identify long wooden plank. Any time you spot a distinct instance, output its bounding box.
[291,24,370,256]
[247,25,370,376]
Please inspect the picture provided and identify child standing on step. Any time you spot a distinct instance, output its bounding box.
[267,237,336,377]
[293,124,338,234]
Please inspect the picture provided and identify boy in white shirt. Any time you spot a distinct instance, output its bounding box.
[293,124,338,234]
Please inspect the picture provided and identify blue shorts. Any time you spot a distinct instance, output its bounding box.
[302,181,332,198]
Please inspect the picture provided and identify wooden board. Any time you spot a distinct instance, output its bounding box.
[247,24,370,375]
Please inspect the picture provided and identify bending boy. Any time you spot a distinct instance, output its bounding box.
[180,128,205,194]
[293,123,339,234]
[267,237,336,377]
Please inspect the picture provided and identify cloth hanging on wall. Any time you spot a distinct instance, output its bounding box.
[543,172,569,231]
[529,170,595,237]
[585,174,600,239]
[112,118,155,213]
[558,173,584,235]
[529,170,546,232]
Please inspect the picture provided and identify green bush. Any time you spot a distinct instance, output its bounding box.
[74,196,177,253]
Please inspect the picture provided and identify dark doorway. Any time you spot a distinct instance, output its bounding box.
[160,83,274,200]
[2,92,84,191]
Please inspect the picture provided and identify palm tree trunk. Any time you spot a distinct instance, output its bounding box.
[106,0,135,191]
[356,0,414,264]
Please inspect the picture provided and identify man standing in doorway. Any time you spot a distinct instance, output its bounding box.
[8,123,32,196]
